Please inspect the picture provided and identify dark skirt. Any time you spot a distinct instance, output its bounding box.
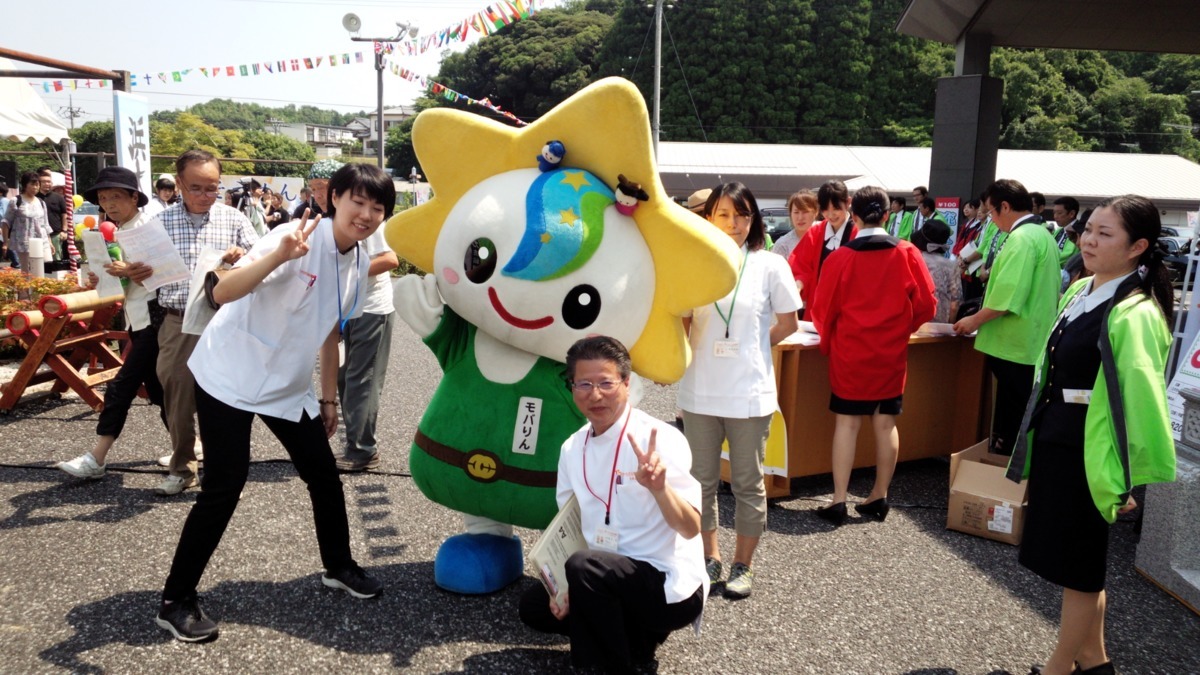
[829,393,903,416]
[1018,439,1110,592]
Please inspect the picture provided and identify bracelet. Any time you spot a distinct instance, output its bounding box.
[318,399,338,407]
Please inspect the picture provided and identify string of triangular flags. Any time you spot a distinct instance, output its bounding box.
[378,0,545,57]
[385,62,527,127]
[30,0,554,93]
[32,54,368,91]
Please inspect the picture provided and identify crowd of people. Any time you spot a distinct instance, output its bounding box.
[5,151,1174,674]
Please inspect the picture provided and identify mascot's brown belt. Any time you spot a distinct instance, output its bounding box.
[414,430,557,488]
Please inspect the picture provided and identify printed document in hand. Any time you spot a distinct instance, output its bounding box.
[80,231,124,299]
[528,494,585,606]
[113,220,190,292]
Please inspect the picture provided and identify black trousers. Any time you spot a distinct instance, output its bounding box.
[988,355,1035,456]
[95,325,166,439]
[519,550,704,671]
[161,384,356,601]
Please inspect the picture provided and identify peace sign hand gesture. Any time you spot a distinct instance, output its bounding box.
[627,428,667,494]
[275,209,320,263]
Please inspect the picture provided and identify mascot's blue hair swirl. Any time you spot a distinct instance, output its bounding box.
[502,169,614,281]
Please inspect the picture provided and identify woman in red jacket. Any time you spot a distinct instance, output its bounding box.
[809,186,937,525]
[786,180,858,312]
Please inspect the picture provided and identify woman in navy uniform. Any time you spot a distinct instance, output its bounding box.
[1010,195,1176,675]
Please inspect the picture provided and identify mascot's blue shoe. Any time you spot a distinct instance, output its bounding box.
[434,533,523,594]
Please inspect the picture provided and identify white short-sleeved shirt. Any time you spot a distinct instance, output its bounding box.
[557,405,706,604]
[677,247,802,418]
[360,228,395,316]
[189,218,368,421]
[116,211,154,331]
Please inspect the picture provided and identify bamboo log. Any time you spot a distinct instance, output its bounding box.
[39,290,123,318]
[5,310,44,335]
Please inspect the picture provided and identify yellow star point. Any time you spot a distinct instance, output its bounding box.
[382,77,739,382]
[540,232,553,243]
[559,208,579,226]
[561,171,591,191]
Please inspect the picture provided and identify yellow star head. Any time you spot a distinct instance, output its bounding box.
[385,77,738,382]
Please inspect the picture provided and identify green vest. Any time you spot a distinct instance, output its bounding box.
[1015,280,1176,523]
[974,222,1060,365]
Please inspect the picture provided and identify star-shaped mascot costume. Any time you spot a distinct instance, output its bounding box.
[387,77,739,594]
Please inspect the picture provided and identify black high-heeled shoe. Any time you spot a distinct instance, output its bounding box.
[815,501,847,526]
[855,497,890,522]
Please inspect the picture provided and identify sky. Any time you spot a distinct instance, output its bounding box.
[9,0,559,130]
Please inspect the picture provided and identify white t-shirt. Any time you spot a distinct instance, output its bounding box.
[677,247,802,418]
[116,211,154,331]
[360,228,395,316]
[189,218,368,421]
[557,405,706,604]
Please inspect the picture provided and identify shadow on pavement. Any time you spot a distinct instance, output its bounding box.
[39,565,564,673]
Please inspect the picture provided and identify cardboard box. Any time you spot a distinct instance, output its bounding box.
[946,441,1029,545]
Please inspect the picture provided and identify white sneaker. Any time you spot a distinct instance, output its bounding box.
[154,474,197,496]
[157,442,204,468]
[57,453,106,480]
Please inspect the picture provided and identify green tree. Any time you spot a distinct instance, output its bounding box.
[991,49,1091,151]
[242,130,316,176]
[69,120,116,189]
[434,6,615,119]
[1082,77,1200,160]
[150,113,255,174]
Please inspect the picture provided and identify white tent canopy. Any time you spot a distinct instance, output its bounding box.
[0,56,71,144]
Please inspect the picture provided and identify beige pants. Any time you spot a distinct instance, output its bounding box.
[156,314,200,480]
[682,411,771,537]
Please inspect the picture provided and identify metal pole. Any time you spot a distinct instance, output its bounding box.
[376,50,385,169]
[652,0,663,157]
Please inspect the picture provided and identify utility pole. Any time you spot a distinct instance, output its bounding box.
[652,0,663,157]
[58,95,84,130]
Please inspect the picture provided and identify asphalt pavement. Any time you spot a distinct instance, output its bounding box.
[0,325,1197,674]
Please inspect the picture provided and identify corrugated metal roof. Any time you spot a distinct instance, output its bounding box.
[657,142,1200,207]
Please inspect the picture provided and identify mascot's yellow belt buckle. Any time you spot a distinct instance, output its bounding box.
[415,430,556,488]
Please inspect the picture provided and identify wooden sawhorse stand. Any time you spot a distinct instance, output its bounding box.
[0,290,126,413]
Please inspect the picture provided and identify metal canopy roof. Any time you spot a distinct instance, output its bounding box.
[896,0,1200,55]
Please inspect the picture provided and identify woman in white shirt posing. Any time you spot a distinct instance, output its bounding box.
[155,163,393,643]
[677,182,801,599]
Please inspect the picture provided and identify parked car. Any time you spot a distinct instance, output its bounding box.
[761,207,792,243]
[1160,236,1196,287]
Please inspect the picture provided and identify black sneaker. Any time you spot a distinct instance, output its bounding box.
[322,564,382,599]
[155,596,218,643]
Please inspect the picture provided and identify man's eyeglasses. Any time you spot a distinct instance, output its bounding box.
[570,380,622,394]
[184,187,221,198]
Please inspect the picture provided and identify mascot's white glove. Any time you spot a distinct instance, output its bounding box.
[393,273,444,339]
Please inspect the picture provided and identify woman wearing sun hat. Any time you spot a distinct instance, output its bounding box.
[57,167,168,481]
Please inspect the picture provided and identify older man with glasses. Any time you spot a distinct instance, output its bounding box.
[150,149,259,495]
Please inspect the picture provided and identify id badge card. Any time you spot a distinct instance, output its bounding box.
[337,339,346,368]
[1062,388,1092,405]
[713,339,740,358]
[593,525,619,552]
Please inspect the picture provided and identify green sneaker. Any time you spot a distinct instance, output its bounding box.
[705,557,723,585]
[724,562,753,599]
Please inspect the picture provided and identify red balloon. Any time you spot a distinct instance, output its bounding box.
[99,221,117,243]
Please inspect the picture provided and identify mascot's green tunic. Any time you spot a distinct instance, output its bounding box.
[412,307,585,530]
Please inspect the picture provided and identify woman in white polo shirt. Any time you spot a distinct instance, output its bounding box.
[677,182,801,599]
[155,163,394,643]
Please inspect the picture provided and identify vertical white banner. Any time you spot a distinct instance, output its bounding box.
[113,91,152,198]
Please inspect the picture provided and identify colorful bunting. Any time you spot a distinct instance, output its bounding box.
[27,1,554,94]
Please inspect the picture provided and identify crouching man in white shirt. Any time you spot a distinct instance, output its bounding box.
[519,336,706,670]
